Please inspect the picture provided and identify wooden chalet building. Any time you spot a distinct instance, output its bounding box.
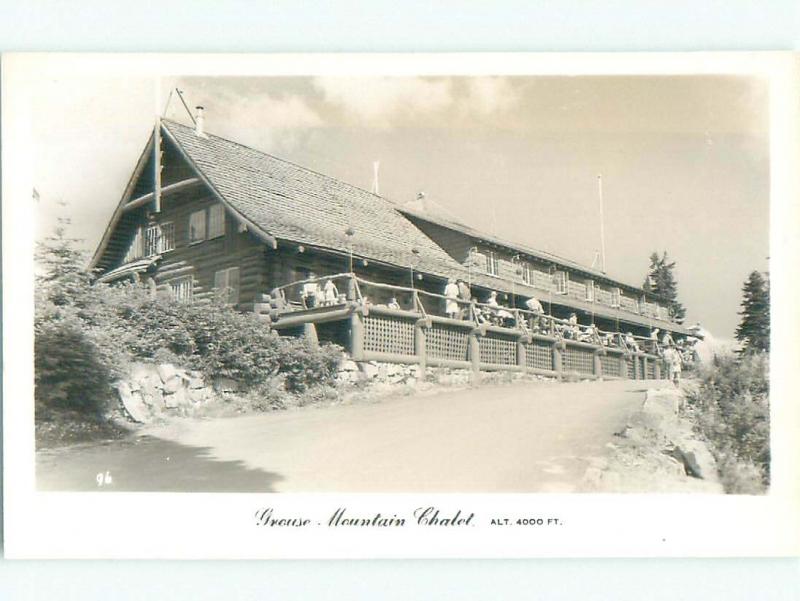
[91,114,690,381]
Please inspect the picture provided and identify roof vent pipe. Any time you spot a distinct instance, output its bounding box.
[195,106,208,138]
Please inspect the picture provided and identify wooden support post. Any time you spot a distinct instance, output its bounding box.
[552,342,563,380]
[469,330,481,384]
[594,350,603,379]
[641,356,648,380]
[633,354,640,379]
[350,310,365,361]
[415,320,427,377]
[153,120,162,213]
[654,357,662,380]
[303,323,319,349]
[517,339,527,371]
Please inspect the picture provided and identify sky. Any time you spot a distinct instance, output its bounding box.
[30,74,769,339]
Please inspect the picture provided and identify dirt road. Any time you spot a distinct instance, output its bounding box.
[37,379,657,493]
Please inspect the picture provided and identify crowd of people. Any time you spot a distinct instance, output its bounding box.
[280,274,701,381]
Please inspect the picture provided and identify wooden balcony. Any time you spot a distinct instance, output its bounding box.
[263,274,667,382]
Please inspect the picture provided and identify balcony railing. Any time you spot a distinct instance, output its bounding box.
[264,273,668,381]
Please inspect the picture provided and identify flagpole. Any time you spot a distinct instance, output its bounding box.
[598,173,606,274]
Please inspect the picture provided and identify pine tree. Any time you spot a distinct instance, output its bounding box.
[735,271,770,354]
[643,251,686,323]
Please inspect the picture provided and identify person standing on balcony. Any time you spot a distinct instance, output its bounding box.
[444,278,460,319]
[524,295,544,332]
[456,279,471,320]
[323,278,339,306]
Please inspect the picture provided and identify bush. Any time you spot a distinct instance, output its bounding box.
[35,222,344,418]
[686,353,770,492]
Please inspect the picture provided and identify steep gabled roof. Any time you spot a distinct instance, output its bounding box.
[160,120,467,280]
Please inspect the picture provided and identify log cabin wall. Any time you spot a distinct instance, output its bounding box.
[144,191,269,306]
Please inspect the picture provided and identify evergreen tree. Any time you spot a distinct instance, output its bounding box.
[643,251,686,323]
[735,271,770,354]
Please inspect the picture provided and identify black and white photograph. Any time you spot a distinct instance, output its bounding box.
[3,52,798,559]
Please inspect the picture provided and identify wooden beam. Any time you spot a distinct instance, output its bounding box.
[122,177,201,213]
[153,120,162,213]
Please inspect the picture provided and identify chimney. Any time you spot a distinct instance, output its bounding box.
[195,106,208,138]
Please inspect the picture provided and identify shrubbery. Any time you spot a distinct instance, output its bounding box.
[35,221,344,418]
[686,352,770,493]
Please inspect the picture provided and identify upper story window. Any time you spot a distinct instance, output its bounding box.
[585,280,595,302]
[189,209,206,244]
[553,270,568,294]
[485,251,500,276]
[521,262,533,285]
[188,204,226,244]
[144,222,175,257]
[208,204,226,239]
[611,287,621,307]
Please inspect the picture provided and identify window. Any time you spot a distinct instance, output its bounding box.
[170,276,193,302]
[208,204,226,239]
[585,280,595,302]
[214,267,240,305]
[611,287,621,307]
[521,262,533,285]
[189,209,206,244]
[485,251,500,276]
[160,222,175,252]
[553,271,568,294]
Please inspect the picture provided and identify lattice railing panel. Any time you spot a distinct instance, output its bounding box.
[427,323,470,362]
[600,353,622,377]
[479,334,517,366]
[646,359,657,379]
[525,340,553,371]
[626,356,636,379]
[638,356,647,379]
[363,314,415,355]
[563,345,595,375]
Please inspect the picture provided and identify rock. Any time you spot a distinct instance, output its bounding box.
[189,387,210,404]
[116,381,149,423]
[214,377,239,393]
[157,363,177,383]
[359,362,380,380]
[672,440,718,480]
[340,360,359,372]
[164,388,189,408]
[163,376,184,394]
[188,376,205,390]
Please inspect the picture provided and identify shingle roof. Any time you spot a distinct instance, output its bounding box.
[161,120,467,280]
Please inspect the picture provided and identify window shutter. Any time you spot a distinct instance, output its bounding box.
[189,210,206,243]
[208,204,226,239]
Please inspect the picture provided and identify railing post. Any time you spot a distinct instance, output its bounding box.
[415,319,427,375]
[633,353,641,379]
[552,341,563,380]
[350,309,365,361]
[469,329,481,384]
[642,356,649,380]
[594,348,603,379]
[654,356,662,380]
[303,323,319,349]
[517,335,527,371]
[620,353,630,379]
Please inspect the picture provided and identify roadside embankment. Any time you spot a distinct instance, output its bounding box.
[580,384,723,493]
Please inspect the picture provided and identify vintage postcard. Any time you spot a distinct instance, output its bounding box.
[3,52,798,558]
